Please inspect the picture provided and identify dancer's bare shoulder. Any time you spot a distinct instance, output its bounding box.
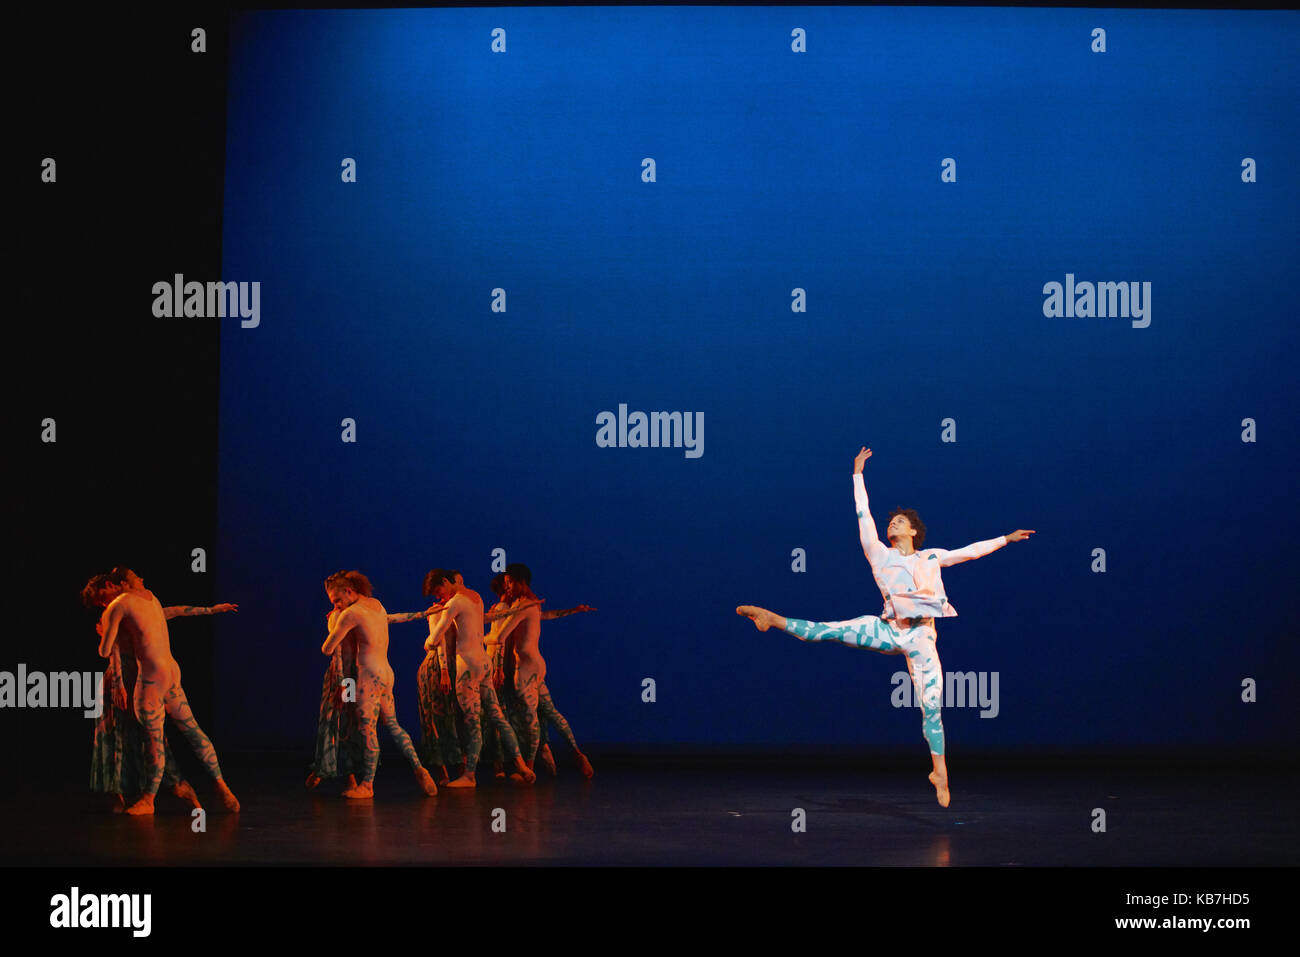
[105,590,150,627]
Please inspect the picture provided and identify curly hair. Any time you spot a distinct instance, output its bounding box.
[80,567,135,608]
[324,570,372,597]
[887,507,926,549]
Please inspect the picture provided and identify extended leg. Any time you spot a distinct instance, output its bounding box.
[379,684,437,796]
[739,607,904,655]
[481,682,534,784]
[164,684,239,811]
[538,682,593,778]
[784,614,903,653]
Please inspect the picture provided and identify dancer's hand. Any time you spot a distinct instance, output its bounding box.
[211,603,238,614]
[1007,529,1036,542]
[423,602,445,617]
[853,446,872,473]
[95,620,105,637]
[493,668,504,689]
[439,671,452,695]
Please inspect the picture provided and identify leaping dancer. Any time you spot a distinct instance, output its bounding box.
[737,446,1034,807]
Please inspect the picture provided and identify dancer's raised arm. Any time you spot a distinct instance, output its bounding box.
[932,529,1034,566]
[852,447,887,566]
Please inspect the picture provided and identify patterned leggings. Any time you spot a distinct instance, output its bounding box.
[134,677,224,798]
[784,615,945,756]
[513,671,542,761]
[357,674,423,784]
[454,666,522,773]
[537,683,580,753]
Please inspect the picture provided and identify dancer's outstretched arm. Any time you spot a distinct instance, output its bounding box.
[932,529,1035,566]
[852,447,888,567]
[163,603,239,620]
[388,603,444,624]
[540,605,595,621]
[493,600,532,647]
[484,598,543,622]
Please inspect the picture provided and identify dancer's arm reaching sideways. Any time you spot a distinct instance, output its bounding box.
[388,602,445,624]
[484,598,543,622]
[163,603,239,619]
[540,604,595,621]
[931,528,1035,565]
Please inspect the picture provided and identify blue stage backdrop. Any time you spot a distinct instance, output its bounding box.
[214,7,1299,753]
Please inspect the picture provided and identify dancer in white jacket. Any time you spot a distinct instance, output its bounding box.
[738,446,1035,807]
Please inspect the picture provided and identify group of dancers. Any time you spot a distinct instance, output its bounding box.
[307,564,595,798]
[83,445,1031,814]
[82,561,594,813]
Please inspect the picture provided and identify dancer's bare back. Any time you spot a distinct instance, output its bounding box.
[99,589,180,687]
[498,601,544,676]
[323,596,393,686]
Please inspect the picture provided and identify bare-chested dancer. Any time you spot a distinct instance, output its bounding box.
[84,572,237,812]
[308,570,441,791]
[738,447,1035,807]
[87,568,240,815]
[494,563,559,771]
[485,574,595,778]
[321,572,439,799]
[424,569,535,788]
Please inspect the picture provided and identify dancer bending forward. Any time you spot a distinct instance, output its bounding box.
[738,446,1034,807]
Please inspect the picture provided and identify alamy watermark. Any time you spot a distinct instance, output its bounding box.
[151,274,260,328]
[596,403,703,458]
[49,887,151,937]
[891,670,999,718]
[1042,273,1150,328]
[0,664,102,717]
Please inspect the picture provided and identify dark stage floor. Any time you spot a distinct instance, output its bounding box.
[5,754,1296,866]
